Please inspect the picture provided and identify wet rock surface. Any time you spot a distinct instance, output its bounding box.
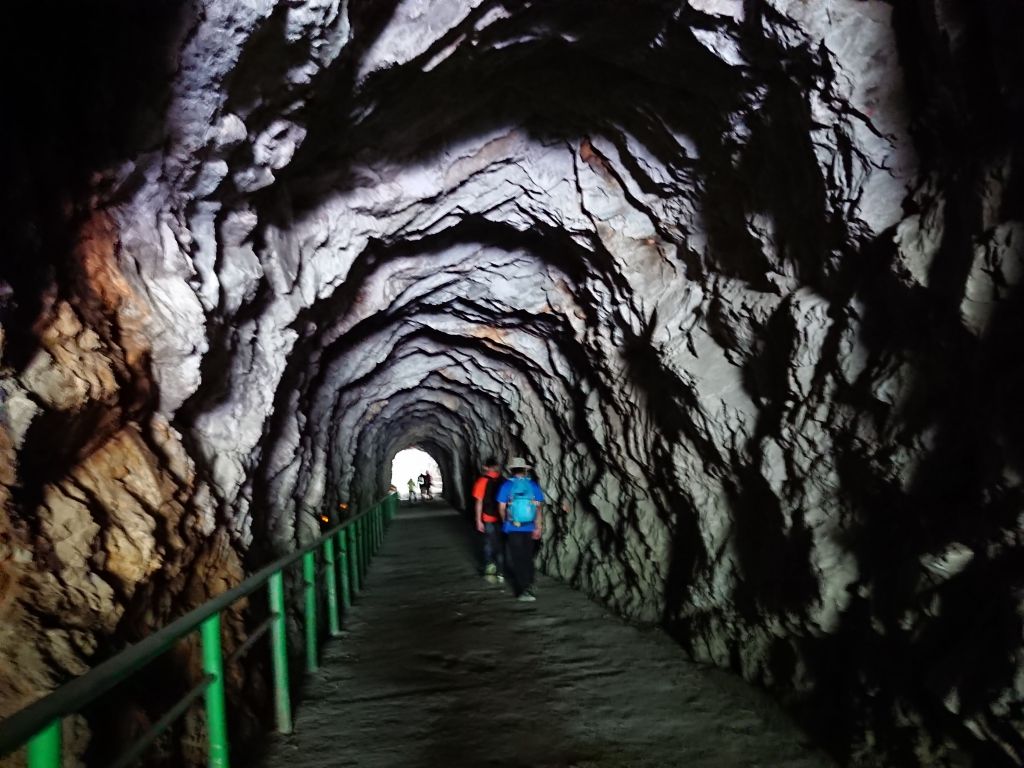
[256,507,835,768]
[1,1,1023,766]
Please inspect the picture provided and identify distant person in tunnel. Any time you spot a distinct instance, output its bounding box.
[407,477,418,503]
[497,457,544,602]
[473,456,505,584]
[423,470,433,500]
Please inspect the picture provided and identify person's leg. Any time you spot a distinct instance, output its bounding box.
[524,539,536,595]
[506,534,529,596]
[482,523,494,568]
[493,526,505,578]
[482,523,498,579]
[485,523,505,581]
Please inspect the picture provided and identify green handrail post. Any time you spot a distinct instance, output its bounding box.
[302,552,318,673]
[324,537,340,637]
[355,519,364,579]
[371,512,378,557]
[349,525,361,595]
[359,519,368,579]
[364,520,372,581]
[26,720,60,768]
[338,530,351,610]
[200,615,230,768]
[267,571,292,734]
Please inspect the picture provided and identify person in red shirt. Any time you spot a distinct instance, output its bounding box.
[472,456,505,583]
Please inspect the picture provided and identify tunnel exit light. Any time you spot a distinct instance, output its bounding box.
[390,448,443,500]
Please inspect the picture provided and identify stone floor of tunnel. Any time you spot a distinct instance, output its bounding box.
[252,506,835,768]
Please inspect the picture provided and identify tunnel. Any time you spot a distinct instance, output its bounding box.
[0,0,1022,766]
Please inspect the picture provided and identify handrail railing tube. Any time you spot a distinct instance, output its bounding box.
[338,531,351,610]
[349,525,361,595]
[200,614,229,768]
[0,494,397,767]
[356,520,364,585]
[360,519,369,580]
[302,551,318,674]
[324,538,340,637]
[364,520,372,581]
[266,571,292,735]
[225,614,275,667]
[26,721,59,768]
[107,674,213,768]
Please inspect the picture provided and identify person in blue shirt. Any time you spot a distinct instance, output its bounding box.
[496,457,544,602]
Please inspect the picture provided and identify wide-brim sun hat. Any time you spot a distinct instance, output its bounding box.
[507,456,531,470]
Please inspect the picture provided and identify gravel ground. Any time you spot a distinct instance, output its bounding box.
[252,506,836,768]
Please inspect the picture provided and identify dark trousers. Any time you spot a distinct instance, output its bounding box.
[483,522,504,573]
[505,532,535,595]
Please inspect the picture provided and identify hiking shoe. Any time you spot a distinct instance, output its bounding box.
[484,563,497,576]
[484,573,498,584]
[496,573,505,584]
[517,592,537,602]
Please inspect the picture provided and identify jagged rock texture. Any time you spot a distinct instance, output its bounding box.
[1,1,1022,766]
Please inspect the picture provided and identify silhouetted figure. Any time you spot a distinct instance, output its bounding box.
[407,478,418,503]
[497,457,544,601]
[423,471,433,500]
[473,456,505,583]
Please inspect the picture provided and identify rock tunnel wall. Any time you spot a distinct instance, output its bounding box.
[1,1,1022,766]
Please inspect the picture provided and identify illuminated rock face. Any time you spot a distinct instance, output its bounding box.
[1,1,1022,765]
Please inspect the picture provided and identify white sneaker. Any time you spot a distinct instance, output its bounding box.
[517,592,536,602]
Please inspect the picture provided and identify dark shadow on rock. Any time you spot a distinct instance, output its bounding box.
[0,1,191,371]
[728,466,820,621]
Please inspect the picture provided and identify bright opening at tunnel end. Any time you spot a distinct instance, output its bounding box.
[390,448,443,501]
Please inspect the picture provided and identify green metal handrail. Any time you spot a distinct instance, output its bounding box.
[0,492,400,768]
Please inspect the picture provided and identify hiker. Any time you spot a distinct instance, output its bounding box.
[407,478,418,503]
[497,457,544,602]
[423,470,433,500]
[417,472,428,499]
[472,456,505,584]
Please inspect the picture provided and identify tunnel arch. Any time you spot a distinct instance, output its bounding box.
[2,2,1022,766]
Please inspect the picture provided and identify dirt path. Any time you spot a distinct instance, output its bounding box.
[252,506,836,768]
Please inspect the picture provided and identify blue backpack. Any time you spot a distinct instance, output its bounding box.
[506,477,536,525]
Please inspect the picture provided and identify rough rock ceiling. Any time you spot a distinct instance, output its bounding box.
[1,1,1022,766]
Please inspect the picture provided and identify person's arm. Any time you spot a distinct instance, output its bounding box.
[532,483,545,539]
[495,481,509,522]
[471,477,488,531]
